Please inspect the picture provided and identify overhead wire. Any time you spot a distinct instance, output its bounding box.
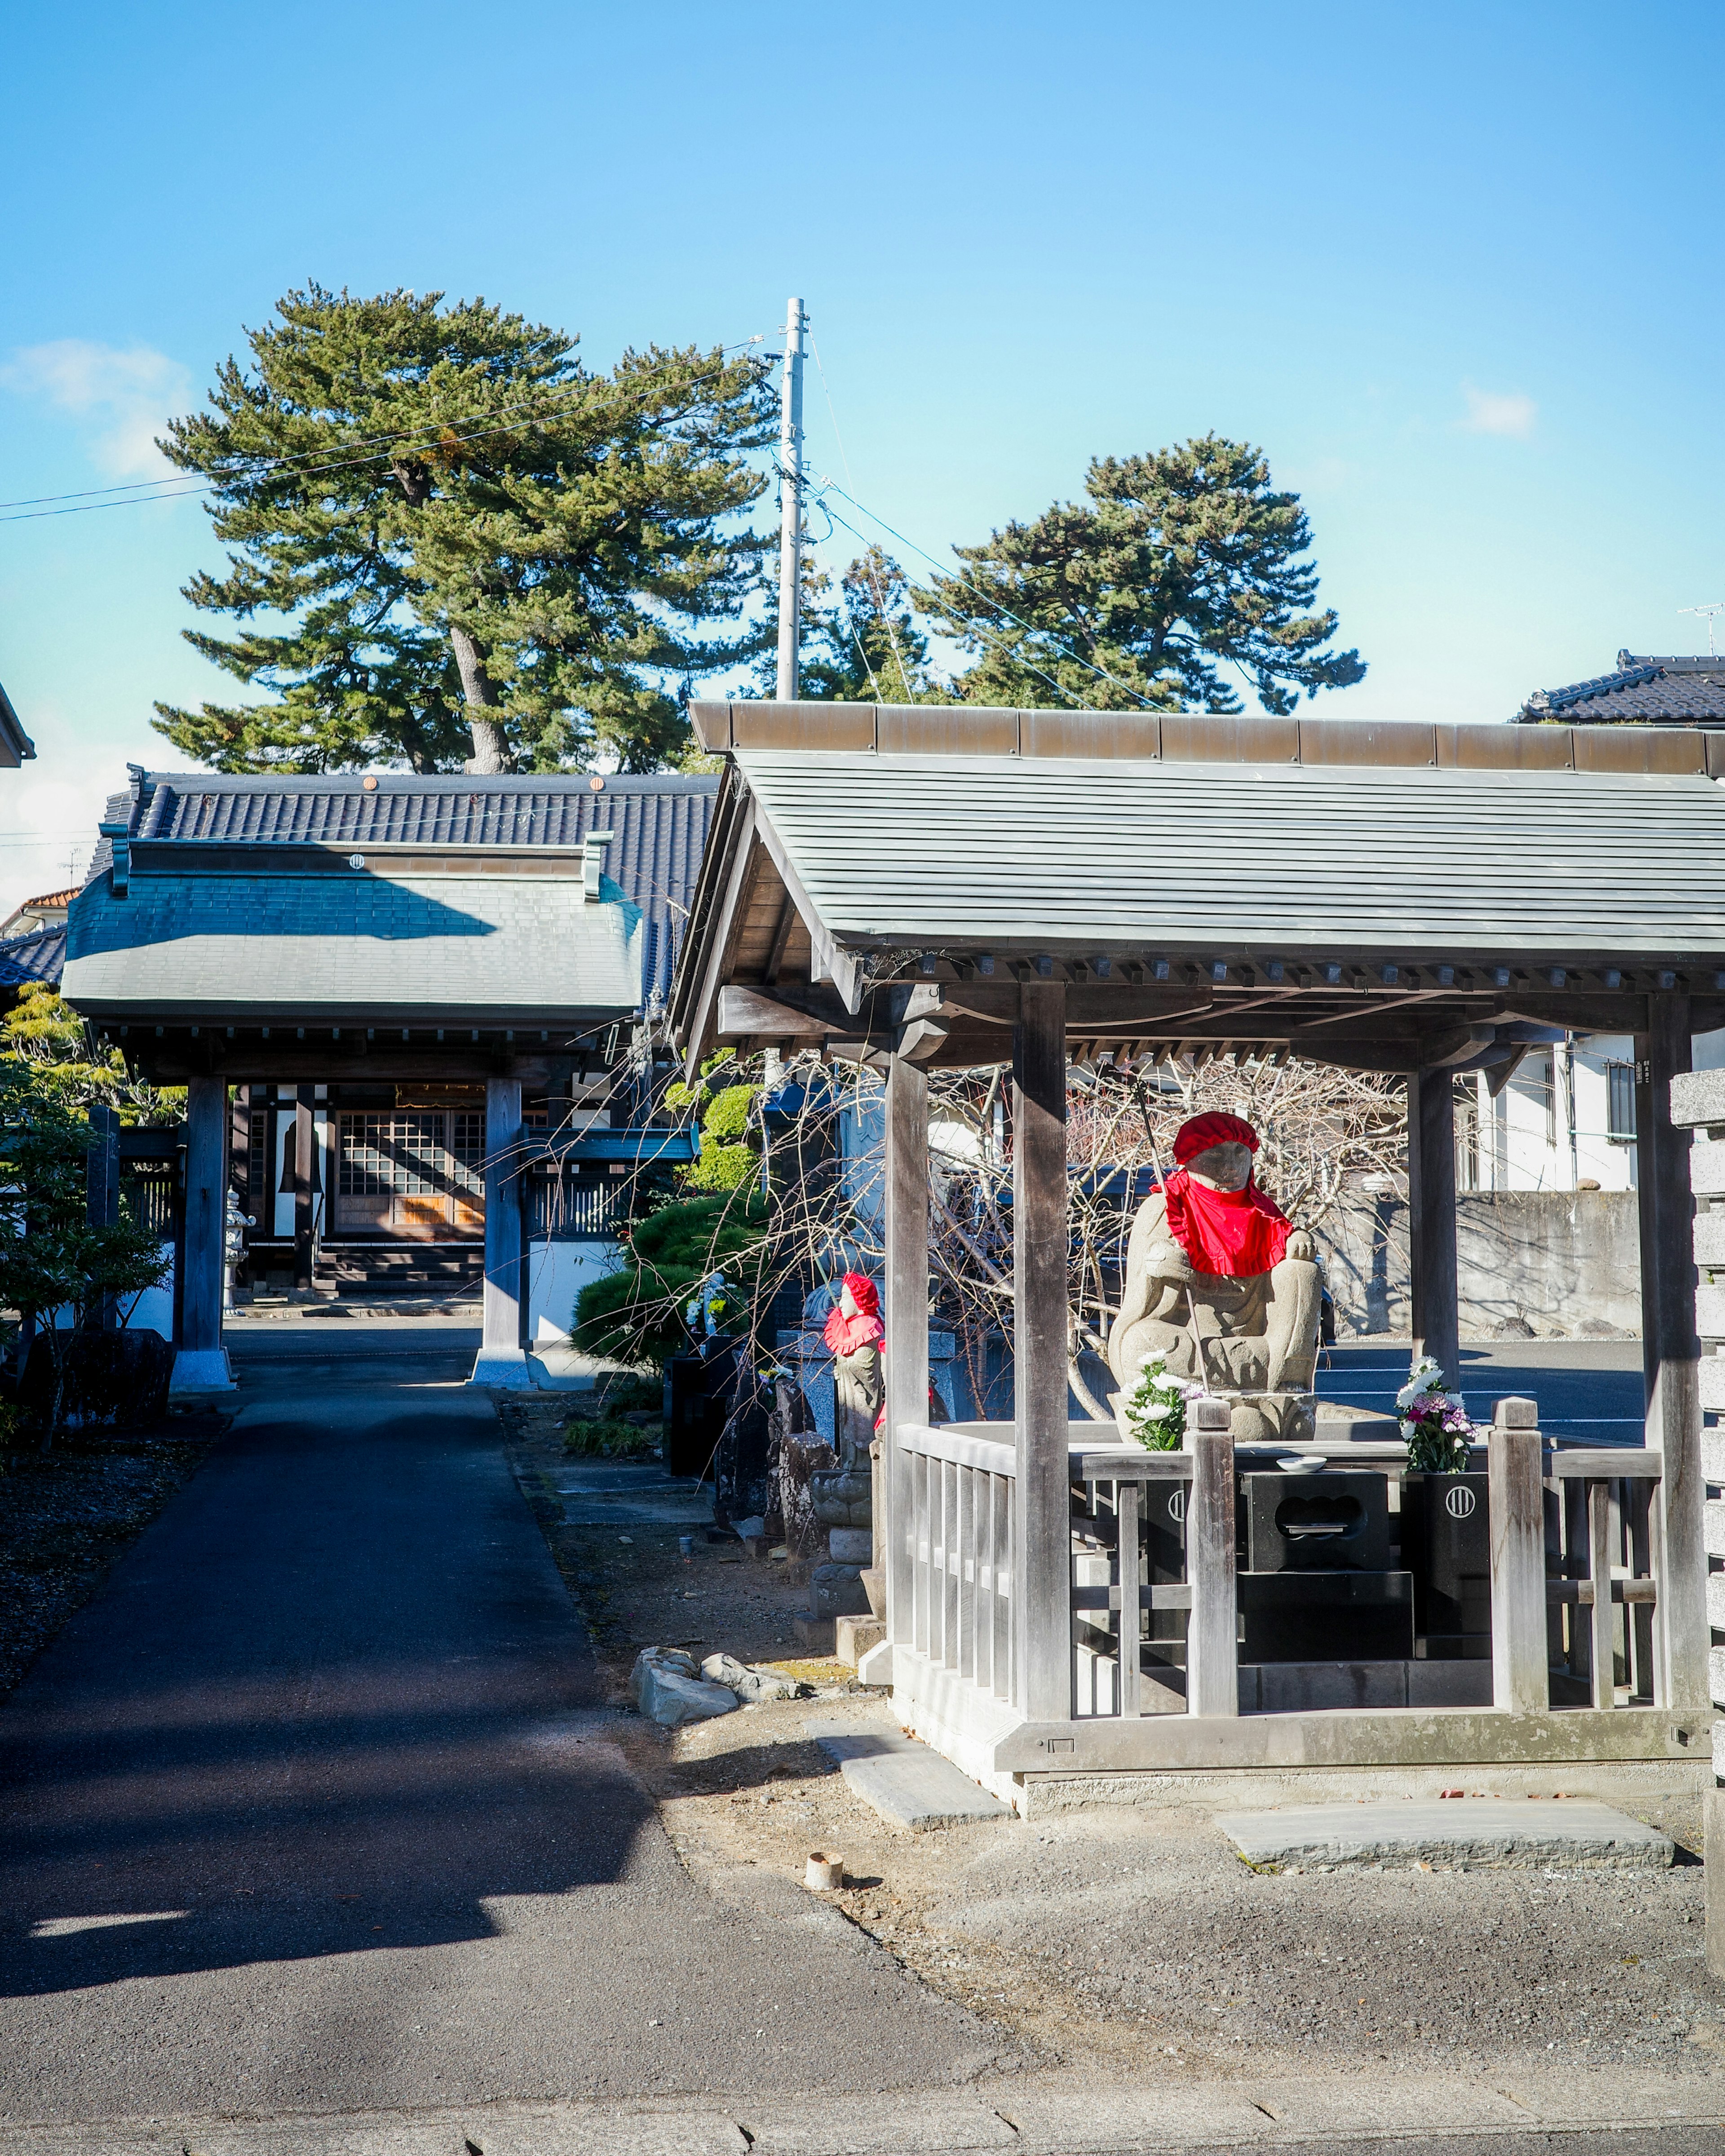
[809,473,1167,714]
[0,336,774,524]
[805,332,917,699]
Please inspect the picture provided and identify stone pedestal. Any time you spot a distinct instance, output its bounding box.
[836,1613,886,1668]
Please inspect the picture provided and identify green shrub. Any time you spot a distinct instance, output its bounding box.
[572,1188,769,1369]
[683,1138,758,1192]
[562,1415,657,1459]
[700,1084,757,1142]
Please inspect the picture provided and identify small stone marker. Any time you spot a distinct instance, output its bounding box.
[805,1716,1010,1830]
[1216,1798,1673,1871]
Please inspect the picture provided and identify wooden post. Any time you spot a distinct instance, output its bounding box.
[1186,1399,1239,1718]
[1407,1067,1460,1382]
[1588,1478,1618,1710]
[172,1075,232,1391]
[1013,979,1070,1722]
[882,1053,929,1664]
[1637,992,1709,1710]
[292,1089,315,1294]
[85,1104,120,1332]
[474,1075,527,1383]
[1488,1395,1547,1714]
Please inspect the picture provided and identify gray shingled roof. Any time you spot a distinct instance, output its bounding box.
[737,748,1725,963]
[1518,651,1725,724]
[87,770,717,1009]
[63,865,645,1027]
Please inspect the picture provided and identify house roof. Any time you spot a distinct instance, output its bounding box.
[0,925,66,989]
[0,682,36,767]
[63,857,646,1028]
[1517,651,1725,724]
[85,770,717,1012]
[669,699,1725,1076]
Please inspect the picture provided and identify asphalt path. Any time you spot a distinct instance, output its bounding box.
[1315,1337,1647,1441]
[0,1316,992,2128]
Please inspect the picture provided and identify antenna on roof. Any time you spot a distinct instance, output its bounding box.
[1679,602,1725,655]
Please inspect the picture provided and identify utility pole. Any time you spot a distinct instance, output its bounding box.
[775,296,806,701]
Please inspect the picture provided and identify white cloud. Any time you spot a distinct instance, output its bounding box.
[2,339,191,478]
[1458,382,1537,439]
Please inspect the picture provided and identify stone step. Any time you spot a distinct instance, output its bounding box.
[1216,1799,1674,1871]
[1706,1499,1725,1558]
[1692,1138,1725,1196]
[1696,1284,1725,1341]
[1706,1572,1725,1632]
[805,1715,1011,1830]
[1700,1367,1725,1420]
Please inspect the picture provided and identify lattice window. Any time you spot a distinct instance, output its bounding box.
[339,1113,447,1195]
[450,1110,485,1195]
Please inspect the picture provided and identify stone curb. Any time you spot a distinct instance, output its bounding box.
[8,2067,1725,2155]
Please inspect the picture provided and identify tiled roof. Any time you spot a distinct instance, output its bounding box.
[0,925,66,988]
[1518,651,1725,723]
[89,770,717,1011]
[63,868,645,1027]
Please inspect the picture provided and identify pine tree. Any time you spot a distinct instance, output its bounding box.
[154,287,777,773]
[751,546,938,702]
[918,435,1365,716]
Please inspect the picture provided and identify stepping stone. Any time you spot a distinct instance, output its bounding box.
[805,1717,1011,1831]
[1216,1798,1674,1871]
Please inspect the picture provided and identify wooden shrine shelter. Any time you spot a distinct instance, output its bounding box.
[63,767,714,1389]
[671,698,1725,1803]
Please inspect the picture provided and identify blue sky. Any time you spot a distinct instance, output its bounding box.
[1,0,1721,912]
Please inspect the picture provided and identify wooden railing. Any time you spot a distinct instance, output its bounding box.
[896,1422,1017,1705]
[898,1400,1673,1727]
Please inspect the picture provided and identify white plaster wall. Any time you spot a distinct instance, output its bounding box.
[121,1240,176,1343]
[528,1236,623,1343]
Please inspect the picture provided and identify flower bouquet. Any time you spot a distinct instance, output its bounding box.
[1397,1354,1473,1472]
[1119,1347,1209,1451]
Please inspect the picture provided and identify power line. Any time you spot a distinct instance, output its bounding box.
[0,338,773,525]
[818,499,1096,712]
[809,474,1163,714]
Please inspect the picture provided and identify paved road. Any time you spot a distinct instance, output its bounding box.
[1317,1337,1647,1440]
[0,1316,991,2127]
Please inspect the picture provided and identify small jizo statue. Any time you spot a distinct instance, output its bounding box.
[809,1272,883,1532]
[1106,1111,1322,1445]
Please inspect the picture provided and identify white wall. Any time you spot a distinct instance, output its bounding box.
[527,1236,623,1343]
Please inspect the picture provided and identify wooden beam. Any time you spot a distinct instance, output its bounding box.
[680,800,760,1080]
[750,811,861,1013]
[1408,1067,1460,1381]
[716,985,833,1037]
[883,1055,930,1671]
[1012,978,1070,1722]
[762,893,797,985]
[1638,991,1709,1710]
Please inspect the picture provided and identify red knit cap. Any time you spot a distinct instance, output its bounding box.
[1171,1111,1260,1165]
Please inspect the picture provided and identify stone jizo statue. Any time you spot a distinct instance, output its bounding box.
[809,1272,883,1532]
[1106,1111,1321,1445]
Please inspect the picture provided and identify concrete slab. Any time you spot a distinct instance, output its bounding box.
[1216,1797,1675,1869]
[805,1716,1012,1831]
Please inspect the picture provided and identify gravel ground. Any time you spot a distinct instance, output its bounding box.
[498,1395,1725,2094]
[501,1407,862,1699]
[0,1411,229,1701]
[634,1701,1725,2090]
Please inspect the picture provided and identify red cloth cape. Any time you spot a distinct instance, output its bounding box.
[824,1272,884,1356]
[1161,1168,1291,1278]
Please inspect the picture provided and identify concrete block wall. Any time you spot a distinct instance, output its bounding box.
[1319,1189,1642,1340]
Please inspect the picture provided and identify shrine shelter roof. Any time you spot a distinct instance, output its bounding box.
[65,770,716,1033]
[669,701,1725,1075]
